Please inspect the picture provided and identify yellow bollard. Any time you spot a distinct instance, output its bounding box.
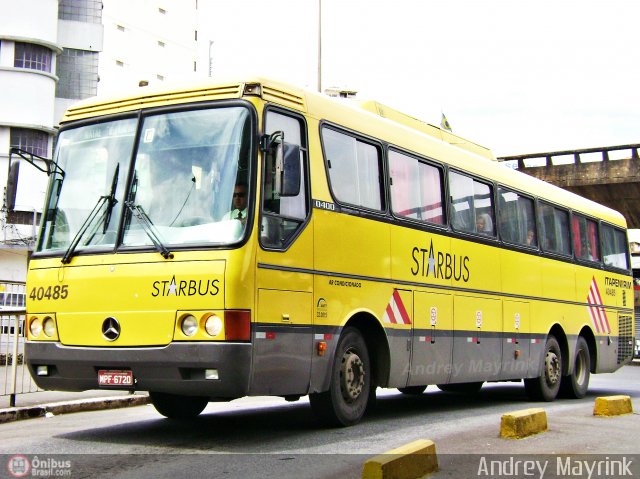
[362,439,438,479]
[500,408,548,439]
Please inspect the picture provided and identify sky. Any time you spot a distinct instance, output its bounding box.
[197,0,640,157]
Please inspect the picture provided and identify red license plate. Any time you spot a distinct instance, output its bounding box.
[98,369,133,387]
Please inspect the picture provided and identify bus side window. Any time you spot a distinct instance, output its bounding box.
[602,224,629,269]
[261,111,309,249]
[449,170,495,237]
[323,127,383,211]
[572,214,600,262]
[498,187,536,247]
[449,171,474,232]
[538,202,570,255]
[389,149,444,225]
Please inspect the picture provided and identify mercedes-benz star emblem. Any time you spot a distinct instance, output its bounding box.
[101,317,121,341]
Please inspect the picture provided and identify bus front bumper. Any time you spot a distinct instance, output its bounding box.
[25,341,252,399]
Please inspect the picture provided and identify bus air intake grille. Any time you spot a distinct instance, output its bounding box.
[63,84,243,121]
[618,314,633,364]
[262,85,305,111]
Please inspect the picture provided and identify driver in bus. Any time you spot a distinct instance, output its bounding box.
[222,183,248,224]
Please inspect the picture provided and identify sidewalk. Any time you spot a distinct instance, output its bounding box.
[0,389,149,423]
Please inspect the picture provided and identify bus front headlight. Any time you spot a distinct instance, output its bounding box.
[29,318,42,337]
[42,317,56,337]
[180,314,198,337]
[205,314,223,337]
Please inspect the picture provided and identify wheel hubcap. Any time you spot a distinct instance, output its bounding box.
[545,350,561,386]
[340,349,365,402]
[575,349,587,385]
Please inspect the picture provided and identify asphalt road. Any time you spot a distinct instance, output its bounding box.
[1,364,640,478]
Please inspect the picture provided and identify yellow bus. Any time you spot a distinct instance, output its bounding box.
[21,78,633,426]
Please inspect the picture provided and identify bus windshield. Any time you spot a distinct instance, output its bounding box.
[37,105,253,256]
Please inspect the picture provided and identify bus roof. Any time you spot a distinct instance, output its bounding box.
[61,77,627,228]
[357,100,496,161]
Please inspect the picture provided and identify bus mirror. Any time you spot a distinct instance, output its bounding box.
[5,158,19,211]
[279,143,301,197]
[6,148,61,213]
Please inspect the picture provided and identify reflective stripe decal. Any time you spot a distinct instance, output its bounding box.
[382,290,411,325]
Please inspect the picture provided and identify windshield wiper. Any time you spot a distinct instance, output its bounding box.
[61,195,110,264]
[63,166,121,262]
[125,202,174,260]
[103,163,119,234]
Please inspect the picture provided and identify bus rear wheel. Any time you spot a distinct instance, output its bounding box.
[524,335,562,401]
[309,327,371,427]
[150,391,209,419]
[560,336,591,399]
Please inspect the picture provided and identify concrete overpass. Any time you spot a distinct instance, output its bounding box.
[498,144,640,228]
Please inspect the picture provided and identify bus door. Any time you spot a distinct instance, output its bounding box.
[252,109,314,396]
[409,291,454,386]
[501,301,530,379]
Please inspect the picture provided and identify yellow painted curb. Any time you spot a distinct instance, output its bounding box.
[500,408,548,439]
[362,439,438,479]
[594,395,633,416]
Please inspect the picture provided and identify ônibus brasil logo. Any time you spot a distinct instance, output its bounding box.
[7,455,30,478]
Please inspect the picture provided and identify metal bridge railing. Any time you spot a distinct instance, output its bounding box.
[498,143,640,169]
[0,310,41,406]
[0,282,40,406]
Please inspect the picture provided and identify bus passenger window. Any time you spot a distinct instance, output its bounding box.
[601,224,629,269]
[572,214,600,262]
[538,202,570,255]
[449,171,495,236]
[323,127,382,211]
[497,188,536,247]
[389,150,444,225]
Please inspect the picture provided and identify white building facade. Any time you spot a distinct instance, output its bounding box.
[99,0,198,95]
[0,0,103,282]
[0,1,203,283]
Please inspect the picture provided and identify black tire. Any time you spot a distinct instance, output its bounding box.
[560,336,591,399]
[524,335,563,401]
[398,385,427,395]
[436,382,483,394]
[150,391,209,419]
[309,327,371,427]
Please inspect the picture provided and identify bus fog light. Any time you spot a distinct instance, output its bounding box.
[30,318,42,337]
[43,317,56,337]
[36,365,49,376]
[180,315,198,336]
[205,315,223,337]
[205,369,219,380]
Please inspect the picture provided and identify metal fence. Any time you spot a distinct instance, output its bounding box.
[0,282,40,406]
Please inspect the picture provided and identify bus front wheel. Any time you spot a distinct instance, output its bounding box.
[560,336,591,399]
[150,391,209,419]
[524,335,562,401]
[309,327,371,427]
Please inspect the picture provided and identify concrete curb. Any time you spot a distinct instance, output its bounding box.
[0,394,150,424]
[593,395,634,416]
[499,407,548,439]
[362,439,438,479]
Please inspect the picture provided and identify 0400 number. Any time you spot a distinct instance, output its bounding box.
[29,285,69,301]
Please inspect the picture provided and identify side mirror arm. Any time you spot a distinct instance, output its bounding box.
[259,132,284,153]
[9,147,65,178]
